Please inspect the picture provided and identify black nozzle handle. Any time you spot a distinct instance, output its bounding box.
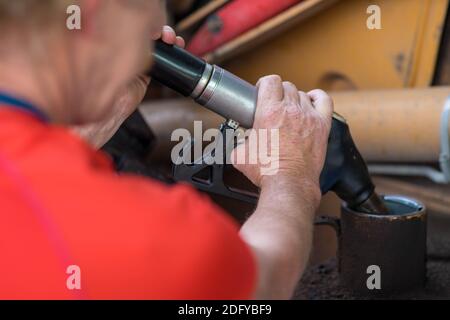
[319,117,375,209]
[149,40,207,97]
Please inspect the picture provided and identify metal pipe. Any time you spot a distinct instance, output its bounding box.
[330,87,450,162]
[138,99,223,161]
[368,95,450,183]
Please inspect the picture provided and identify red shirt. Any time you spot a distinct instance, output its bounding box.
[0,108,256,300]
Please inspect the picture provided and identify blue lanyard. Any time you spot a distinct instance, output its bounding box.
[0,91,49,122]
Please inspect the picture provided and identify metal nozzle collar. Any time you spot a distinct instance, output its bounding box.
[191,63,213,99]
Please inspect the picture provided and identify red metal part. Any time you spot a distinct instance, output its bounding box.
[187,0,303,56]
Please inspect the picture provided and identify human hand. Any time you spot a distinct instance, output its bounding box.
[231,75,333,203]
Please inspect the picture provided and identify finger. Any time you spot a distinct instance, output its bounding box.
[298,91,314,111]
[151,29,162,40]
[161,25,177,44]
[307,89,334,119]
[256,75,284,103]
[175,36,186,48]
[282,81,300,105]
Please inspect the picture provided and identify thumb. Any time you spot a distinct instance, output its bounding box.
[307,89,334,119]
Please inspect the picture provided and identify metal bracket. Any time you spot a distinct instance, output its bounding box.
[173,120,259,203]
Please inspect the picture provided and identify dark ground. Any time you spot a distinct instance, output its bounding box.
[293,212,450,300]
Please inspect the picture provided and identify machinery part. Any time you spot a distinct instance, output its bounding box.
[203,0,340,64]
[318,195,427,295]
[187,0,303,56]
[331,87,450,163]
[433,1,450,86]
[320,114,387,213]
[338,195,426,295]
[175,0,231,34]
[151,41,256,128]
[173,120,259,204]
[223,0,449,90]
[372,176,450,216]
[368,95,450,184]
[194,64,257,128]
[149,41,388,214]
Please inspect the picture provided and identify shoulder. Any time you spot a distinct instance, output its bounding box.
[5,121,256,298]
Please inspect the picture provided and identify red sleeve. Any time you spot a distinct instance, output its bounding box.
[48,175,257,300]
[143,184,258,300]
[0,115,256,299]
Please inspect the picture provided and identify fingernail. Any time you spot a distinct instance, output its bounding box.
[163,25,174,33]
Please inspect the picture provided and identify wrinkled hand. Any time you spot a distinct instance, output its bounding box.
[231,75,333,202]
[73,26,185,149]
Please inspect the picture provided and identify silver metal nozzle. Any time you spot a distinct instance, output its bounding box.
[191,65,257,129]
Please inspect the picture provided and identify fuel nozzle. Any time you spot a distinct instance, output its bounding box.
[150,40,256,128]
[320,113,388,214]
[149,40,389,214]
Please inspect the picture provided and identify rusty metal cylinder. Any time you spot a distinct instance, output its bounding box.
[331,87,450,162]
[316,195,427,296]
[339,195,427,296]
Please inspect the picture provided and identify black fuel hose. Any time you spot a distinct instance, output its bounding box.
[150,41,207,97]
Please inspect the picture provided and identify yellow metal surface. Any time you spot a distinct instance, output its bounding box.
[223,0,449,91]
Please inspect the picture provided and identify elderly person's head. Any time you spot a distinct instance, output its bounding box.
[0,0,166,124]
